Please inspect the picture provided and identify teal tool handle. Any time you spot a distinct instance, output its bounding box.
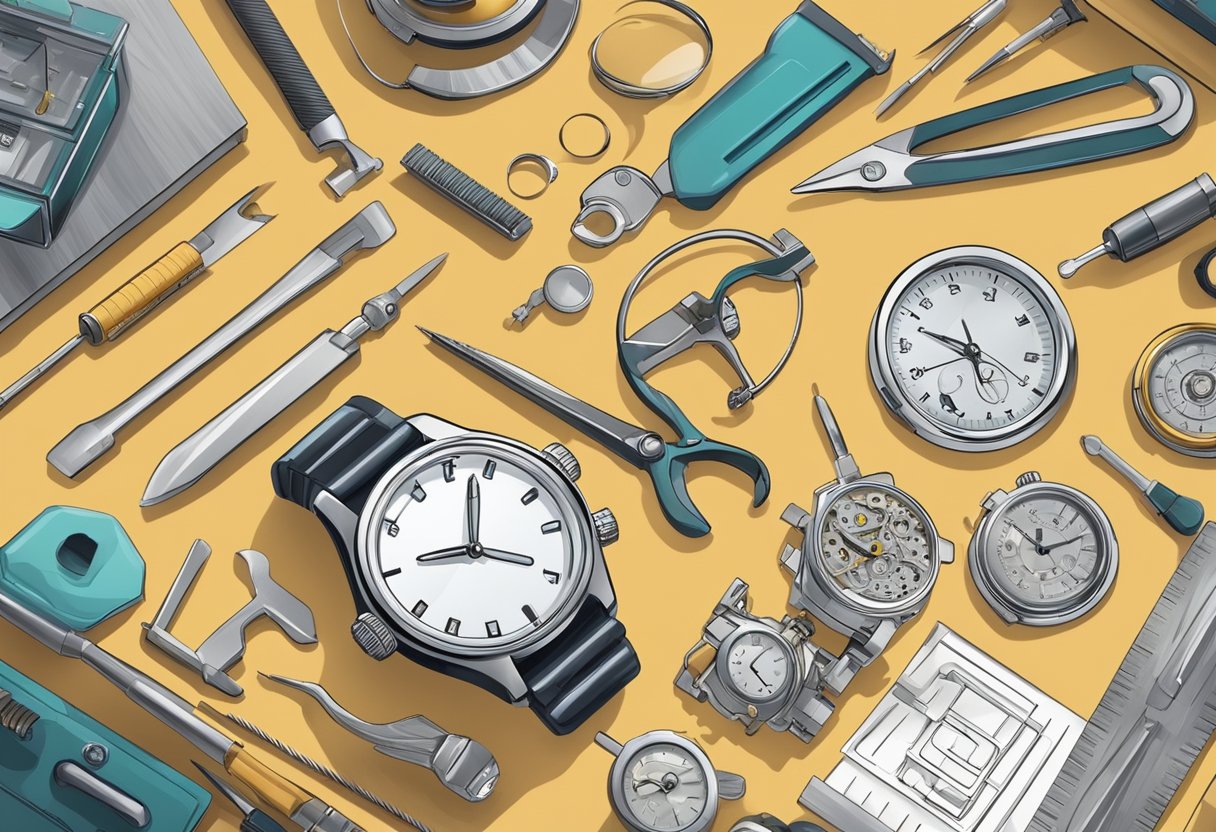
[647,440,772,538]
[906,66,1191,187]
[1146,482,1205,536]
[708,244,810,306]
[668,1,890,210]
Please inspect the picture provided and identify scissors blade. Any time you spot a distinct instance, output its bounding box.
[419,328,659,468]
[792,129,916,193]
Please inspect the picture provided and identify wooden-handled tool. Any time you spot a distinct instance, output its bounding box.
[0,187,273,411]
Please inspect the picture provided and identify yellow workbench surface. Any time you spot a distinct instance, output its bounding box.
[1,1,1214,830]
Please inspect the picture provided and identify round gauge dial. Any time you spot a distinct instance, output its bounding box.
[1133,324,1216,457]
[869,247,1076,452]
[970,477,1117,626]
[722,630,794,703]
[620,741,711,832]
[815,484,937,611]
[360,440,589,654]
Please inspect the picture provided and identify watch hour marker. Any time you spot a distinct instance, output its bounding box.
[521,488,539,505]
[445,617,461,635]
[411,600,428,617]
[543,569,561,584]
[411,481,426,502]
[384,521,399,537]
[486,620,501,637]
[541,520,562,534]
[442,459,456,482]
[522,605,539,626]
[382,567,402,579]
[1015,314,1031,327]
[948,283,961,295]
[983,287,997,302]
[483,460,497,479]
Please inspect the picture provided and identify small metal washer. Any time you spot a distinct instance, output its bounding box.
[559,113,612,159]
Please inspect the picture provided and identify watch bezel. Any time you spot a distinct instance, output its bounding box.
[609,731,719,832]
[869,245,1077,452]
[355,432,596,658]
[969,480,1118,627]
[715,625,799,707]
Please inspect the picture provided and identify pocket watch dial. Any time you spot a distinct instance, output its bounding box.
[1134,325,1216,456]
[363,445,586,651]
[871,248,1075,451]
[817,486,933,606]
[621,742,710,831]
[724,631,792,702]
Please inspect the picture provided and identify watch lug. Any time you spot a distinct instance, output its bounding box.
[981,489,1009,511]
[780,543,802,575]
[405,413,467,440]
[938,538,955,564]
[469,655,528,701]
[869,472,895,486]
[716,770,746,801]
[315,491,358,554]
[587,553,617,613]
[781,503,811,530]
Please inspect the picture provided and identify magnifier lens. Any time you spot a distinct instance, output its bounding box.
[593,3,710,96]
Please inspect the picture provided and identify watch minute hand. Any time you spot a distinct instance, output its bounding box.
[466,474,480,545]
[416,546,469,563]
[480,547,535,566]
[918,327,969,356]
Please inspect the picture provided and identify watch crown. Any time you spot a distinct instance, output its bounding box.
[592,508,619,545]
[1015,471,1042,488]
[542,442,581,482]
[351,612,396,661]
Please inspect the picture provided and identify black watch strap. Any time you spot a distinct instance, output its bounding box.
[272,396,427,513]
[516,597,640,735]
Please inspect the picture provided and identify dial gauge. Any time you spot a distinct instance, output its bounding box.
[621,741,710,832]
[1133,324,1216,457]
[721,630,794,703]
[969,475,1118,627]
[869,246,1076,451]
[359,438,590,655]
[814,484,937,612]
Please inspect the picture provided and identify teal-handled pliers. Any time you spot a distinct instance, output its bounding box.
[421,329,769,538]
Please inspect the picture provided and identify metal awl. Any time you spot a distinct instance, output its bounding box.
[968,0,1087,82]
[0,187,273,412]
[1082,435,1204,536]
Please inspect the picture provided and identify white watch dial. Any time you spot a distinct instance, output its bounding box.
[622,742,710,831]
[725,631,792,702]
[365,446,584,649]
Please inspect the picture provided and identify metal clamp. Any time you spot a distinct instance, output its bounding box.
[142,542,317,697]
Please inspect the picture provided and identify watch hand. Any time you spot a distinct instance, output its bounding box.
[1040,533,1087,553]
[910,356,969,379]
[962,318,974,344]
[416,546,470,563]
[480,547,535,566]
[465,474,480,546]
[973,360,1010,404]
[918,326,969,356]
[1004,520,1046,552]
[974,347,1030,387]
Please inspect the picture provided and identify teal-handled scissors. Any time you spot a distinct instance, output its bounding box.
[420,328,769,538]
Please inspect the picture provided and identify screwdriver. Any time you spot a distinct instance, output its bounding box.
[0,187,273,411]
[194,764,288,832]
[1059,173,1216,278]
[1082,435,1204,536]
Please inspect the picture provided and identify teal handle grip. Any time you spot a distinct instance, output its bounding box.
[668,2,889,210]
[646,440,771,538]
[906,66,1191,187]
[1146,483,1205,536]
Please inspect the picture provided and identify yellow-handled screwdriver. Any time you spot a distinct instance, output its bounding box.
[0,186,273,411]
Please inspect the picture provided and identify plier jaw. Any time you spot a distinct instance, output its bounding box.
[791,131,915,194]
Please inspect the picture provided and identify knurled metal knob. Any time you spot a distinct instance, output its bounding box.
[351,612,397,661]
[542,442,581,482]
[1015,472,1042,488]
[592,508,619,545]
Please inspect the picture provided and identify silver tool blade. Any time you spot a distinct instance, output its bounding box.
[0,335,82,411]
[192,186,275,269]
[142,259,437,506]
[1081,435,1152,493]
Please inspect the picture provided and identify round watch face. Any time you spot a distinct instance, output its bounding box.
[358,437,591,655]
[1133,324,1216,457]
[870,247,1076,452]
[619,741,711,831]
[814,483,938,613]
[722,630,794,703]
[970,479,1117,626]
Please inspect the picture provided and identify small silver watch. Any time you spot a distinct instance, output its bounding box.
[780,395,954,695]
[675,579,837,742]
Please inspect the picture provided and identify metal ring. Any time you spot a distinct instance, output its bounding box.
[559,113,612,159]
[1197,245,1216,299]
[506,153,559,199]
[590,0,713,99]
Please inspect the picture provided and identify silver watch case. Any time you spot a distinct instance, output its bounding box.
[675,579,837,742]
[968,472,1118,627]
[313,414,617,705]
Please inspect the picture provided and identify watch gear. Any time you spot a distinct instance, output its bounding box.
[780,394,953,695]
[675,578,838,742]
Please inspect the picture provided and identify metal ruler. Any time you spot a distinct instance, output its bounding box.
[1030,522,1216,832]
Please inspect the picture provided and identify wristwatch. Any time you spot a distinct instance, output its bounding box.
[272,396,640,735]
[674,578,837,742]
[779,395,953,695]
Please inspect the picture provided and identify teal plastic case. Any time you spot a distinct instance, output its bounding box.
[0,658,210,831]
[0,0,126,247]
[668,1,891,209]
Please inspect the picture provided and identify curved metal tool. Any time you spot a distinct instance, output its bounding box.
[795,65,1195,194]
[618,229,813,411]
[262,674,499,802]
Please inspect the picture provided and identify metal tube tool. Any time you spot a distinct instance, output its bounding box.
[47,202,395,479]
[0,187,273,412]
[195,766,288,832]
[1082,435,1204,535]
[224,0,381,197]
[1059,173,1216,278]
[0,590,370,832]
[968,0,1088,82]
[142,254,445,506]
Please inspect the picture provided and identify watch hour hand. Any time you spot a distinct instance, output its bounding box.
[480,548,535,566]
[918,326,969,356]
[416,546,469,563]
[465,474,480,546]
